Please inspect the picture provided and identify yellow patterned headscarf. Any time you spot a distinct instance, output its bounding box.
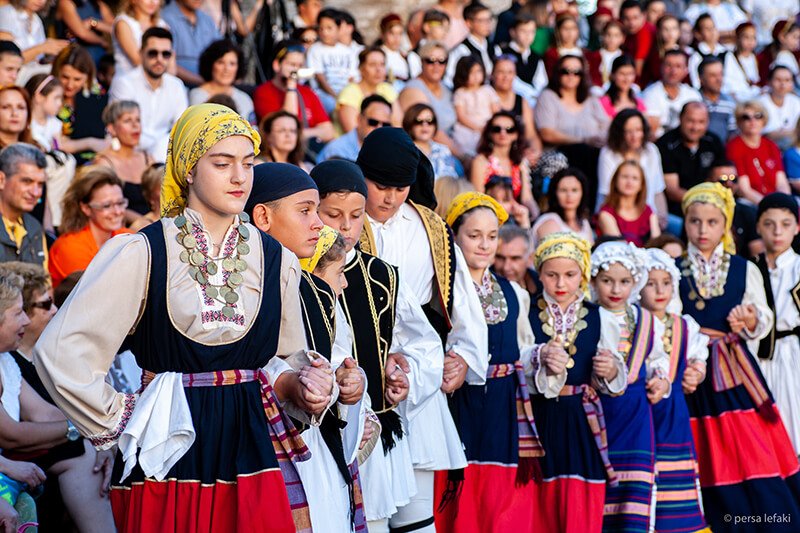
[161,104,261,217]
[681,182,736,254]
[445,192,509,227]
[300,226,340,273]
[534,231,592,293]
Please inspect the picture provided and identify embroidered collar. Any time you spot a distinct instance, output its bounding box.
[474,269,508,324]
[542,291,584,334]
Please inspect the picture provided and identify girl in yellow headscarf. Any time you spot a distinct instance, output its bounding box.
[526,231,627,533]
[437,192,547,533]
[678,184,800,533]
[34,104,324,533]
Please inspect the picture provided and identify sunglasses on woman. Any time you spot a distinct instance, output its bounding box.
[559,68,582,77]
[490,125,517,134]
[422,57,448,65]
[414,117,435,126]
[31,297,54,311]
[739,113,764,121]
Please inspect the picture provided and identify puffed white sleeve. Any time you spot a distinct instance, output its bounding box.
[33,233,147,449]
[510,281,539,376]
[391,281,445,421]
[742,261,774,346]
[684,315,710,364]
[595,308,629,395]
[446,246,489,385]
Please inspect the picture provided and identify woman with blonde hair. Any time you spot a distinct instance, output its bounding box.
[49,166,131,287]
[434,176,475,219]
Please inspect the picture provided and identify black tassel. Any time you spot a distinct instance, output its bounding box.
[436,468,464,513]
[515,457,543,486]
[377,410,404,454]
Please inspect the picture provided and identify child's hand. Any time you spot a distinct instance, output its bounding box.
[593,349,618,381]
[646,376,670,404]
[682,361,706,394]
[727,304,757,334]
[541,336,569,375]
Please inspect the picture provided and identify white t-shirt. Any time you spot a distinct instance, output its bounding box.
[723,53,762,102]
[30,116,64,152]
[642,82,702,137]
[759,92,800,134]
[306,42,358,96]
[0,5,45,53]
[741,0,800,46]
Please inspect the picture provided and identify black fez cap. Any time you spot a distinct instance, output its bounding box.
[356,127,419,187]
[245,162,317,216]
[757,192,800,223]
[310,160,368,197]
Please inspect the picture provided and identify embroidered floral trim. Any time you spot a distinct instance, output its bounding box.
[89,393,137,448]
[474,270,508,324]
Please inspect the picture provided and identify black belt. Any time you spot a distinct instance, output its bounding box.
[775,327,800,340]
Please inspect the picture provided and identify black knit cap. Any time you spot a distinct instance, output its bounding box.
[356,127,419,187]
[757,192,799,223]
[245,162,317,217]
[310,160,368,198]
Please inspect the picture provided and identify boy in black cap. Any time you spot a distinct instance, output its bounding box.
[245,162,370,533]
[311,159,445,532]
[753,192,800,456]
[355,127,487,532]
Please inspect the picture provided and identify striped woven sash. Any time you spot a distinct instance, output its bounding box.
[487,362,545,459]
[142,368,312,532]
[700,328,773,415]
[559,384,618,486]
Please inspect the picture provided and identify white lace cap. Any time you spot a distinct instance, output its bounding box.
[590,241,650,303]
[644,248,683,314]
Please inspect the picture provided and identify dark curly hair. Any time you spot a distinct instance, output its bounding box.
[476,110,527,165]
[606,108,650,154]
[199,40,245,83]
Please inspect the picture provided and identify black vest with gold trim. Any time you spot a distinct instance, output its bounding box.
[359,201,457,346]
[754,253,800,360]
[340,249,404,452]
[298,272,353,486]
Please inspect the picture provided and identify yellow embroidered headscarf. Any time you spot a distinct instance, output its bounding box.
[161,103,261,217]
[445,192,509,227]
[300,226,340,273]
[681,182,736,254]
[534,231,592,294]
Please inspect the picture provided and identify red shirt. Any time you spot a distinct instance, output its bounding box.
[726,136,785,196]
[598,204,653,247]
[623,22,656,62]
[252,81,330,126]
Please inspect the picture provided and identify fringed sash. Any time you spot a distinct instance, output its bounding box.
[559,384,618,486]
[668,315,686,383]
[700,329,774,418]
[626,308,654,384]
[142,368,313,532]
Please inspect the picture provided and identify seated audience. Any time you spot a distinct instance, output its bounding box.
[597,159,661,246]
[189,40,255,124]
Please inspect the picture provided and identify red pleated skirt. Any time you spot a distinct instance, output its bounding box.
[110,468,296,533]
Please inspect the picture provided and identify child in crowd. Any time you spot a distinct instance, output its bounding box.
[684,0,748,45]
[597,161,661,247]
[499,14,548,102]
[307,8,358,114]
[452,56,500,156]
[645,0,666,26]
[726,22,761,102]
[528,232,626,533]
[642,14,680,87]
[640,248,709,533]
[129,162,164,231]
[25,74,107,154]
[338,10,364,57]
[645,233,685,258]
[0,41,23,86]
[379,14,410,90]
[678,182,800,532]
[300,226,348,298]
[407,9,450,78]
[112,0,166,80]
[688,14,728,88]
[591,241,670,533]
[435,193,543,532]
[599,21,626,89]
[445,2,498,85]
[753,193,800,456]
[545,15,601,86]
[757,19,800,85]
